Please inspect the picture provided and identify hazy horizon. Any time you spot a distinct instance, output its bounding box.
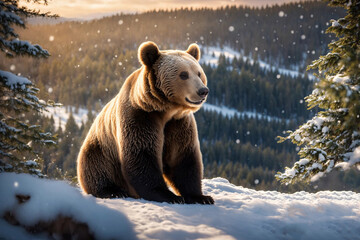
[23,0,311,19]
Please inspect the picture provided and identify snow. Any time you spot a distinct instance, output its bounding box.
[308,162,323,171]
[4,39,49,56]
[0,173,136,240]
[0,10,24,25]
[298,158,310,166]
[200,46,240,67]
[310,171,325,182]
[322,126,329,133]
[336,146,360,170]
[311,116,329,130]
[318,154,326,162]
[332,74,350,83]
[279,167,297,179]
[42,106,94,129]
[1,173,360,240]
[43,102,285,131]
[200,46,317,80]
[331,20,341,27]
[0,70,32,89]
[203,103,285,122]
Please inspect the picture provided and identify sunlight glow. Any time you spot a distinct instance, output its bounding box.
[21,0,301,19]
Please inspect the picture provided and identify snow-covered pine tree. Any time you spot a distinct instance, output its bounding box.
[0,0,58,176]
[276,0,360,184]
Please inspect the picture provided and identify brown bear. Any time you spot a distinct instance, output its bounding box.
[77,41,214,204]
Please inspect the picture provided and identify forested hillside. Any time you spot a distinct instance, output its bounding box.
[2,0,359,192]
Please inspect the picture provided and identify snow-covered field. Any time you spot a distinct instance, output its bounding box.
[203,103,285,122]
[1,173,360,240]
[42,106,93,130]
[200,45,317,81]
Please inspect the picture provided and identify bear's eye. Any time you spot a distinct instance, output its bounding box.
[198,72,201,78]
[179,71,189,80]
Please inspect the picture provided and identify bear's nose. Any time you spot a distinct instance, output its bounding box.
[197,87,209,98]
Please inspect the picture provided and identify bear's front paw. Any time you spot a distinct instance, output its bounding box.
[184,195,214,205]
[168,195,185,204]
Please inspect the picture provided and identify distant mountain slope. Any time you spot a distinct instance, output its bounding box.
[13,0,344,67]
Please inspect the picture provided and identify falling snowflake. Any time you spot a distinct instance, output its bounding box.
[278,11,285,17]
[254,179,260,185]
[301,34,306,40]
[276,74,281,79]
[228,26,235,32]
[49,35,55,41]
[118,20,123,25]
[48,87,53,93]
[236,139,240,144]
[10,64,15,71]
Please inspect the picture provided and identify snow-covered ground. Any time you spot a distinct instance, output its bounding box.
[203,103,285,122]
[42,106,93,130]
[200,46,317,81]
[1,173,360,240]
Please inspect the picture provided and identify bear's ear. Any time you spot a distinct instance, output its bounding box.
[138,41,160,67]
[186,43,201,61]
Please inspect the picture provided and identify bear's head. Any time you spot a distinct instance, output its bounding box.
[138,41,208,112]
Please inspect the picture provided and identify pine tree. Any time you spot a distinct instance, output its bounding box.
[0,1,58,176]
[276,0,360,184]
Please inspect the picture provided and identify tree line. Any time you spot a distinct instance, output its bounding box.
[2,0,358,192]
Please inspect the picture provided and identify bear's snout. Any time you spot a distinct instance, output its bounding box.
[197,87,209,98]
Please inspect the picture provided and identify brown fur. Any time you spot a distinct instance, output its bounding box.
[77,41,214,204]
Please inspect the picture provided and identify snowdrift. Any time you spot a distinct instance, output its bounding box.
[1,173,359,240]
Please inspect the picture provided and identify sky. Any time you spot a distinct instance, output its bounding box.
[23,0,306,19]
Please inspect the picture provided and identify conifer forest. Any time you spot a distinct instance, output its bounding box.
[1,0,360,192]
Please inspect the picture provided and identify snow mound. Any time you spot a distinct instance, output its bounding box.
[105,177,360,240]
[0,173,136,240]
[1,173,359,240]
